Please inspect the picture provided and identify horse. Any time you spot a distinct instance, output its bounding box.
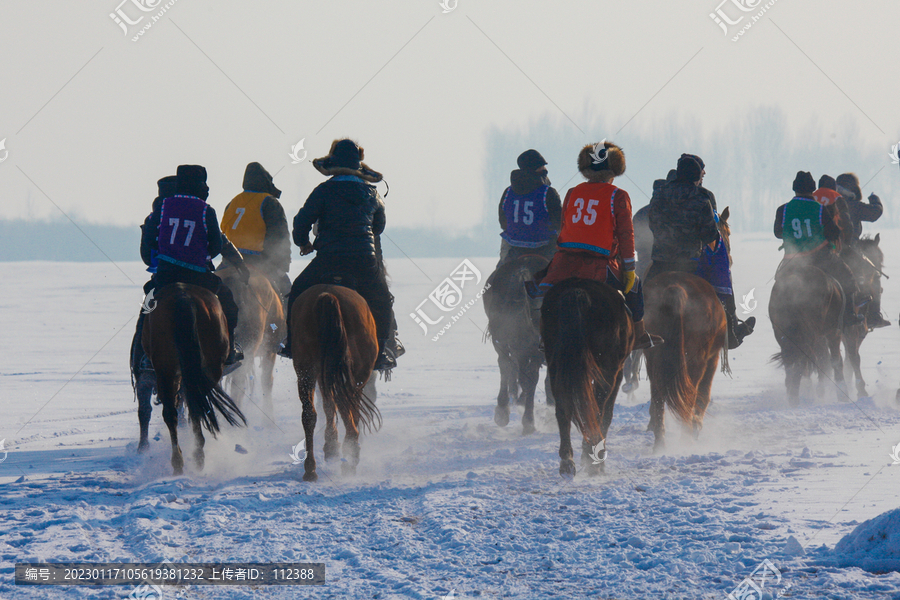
[769,262,846,404]
[541,278,634,477]
[643,273,728,451]
[483,254,553,435]
[218,263,285,415]
[141,284,247,474]
[290,284,381,482]
[841,234,884,398]
[624,207,733,401]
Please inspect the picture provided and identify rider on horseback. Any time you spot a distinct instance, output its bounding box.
[835,173,889,328]
[497,149,561,267]
[278,139,398,372]
[647,153,755,349]
[531,141,663,350]
[774,171,863,325]
[139,165,248,367]
[220,162,292,307]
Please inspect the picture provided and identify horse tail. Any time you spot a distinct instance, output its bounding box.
[315,293,381,433]
[771,321,814,376]
[548,288,604,435]
[651,285,695,424]
[172,293,246,434]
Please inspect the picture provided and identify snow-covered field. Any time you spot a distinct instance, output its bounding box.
[2,231,900,599]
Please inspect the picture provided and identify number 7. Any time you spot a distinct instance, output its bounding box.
[168,218,180,244]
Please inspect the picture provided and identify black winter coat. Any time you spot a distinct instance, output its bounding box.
[293,178,386,257]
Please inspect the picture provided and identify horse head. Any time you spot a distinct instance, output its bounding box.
[718,206,732,264]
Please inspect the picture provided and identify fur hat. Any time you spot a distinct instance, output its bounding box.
[818,174,836,191]
[792,171,816,195]
[577,141,625,182]
[157,175,178,199]
[175,165,209,200]
[313,139,383,183]
[836,173,862,201]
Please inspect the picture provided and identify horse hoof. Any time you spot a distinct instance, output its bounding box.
[522,421,536,436]
[172,466,184,476]
[494,406,510,427]
[303,470,318,482]
[323,445,339,461]
[586,462,605,477]
[652,441,665,455]
[194,454,205,471]
[341,463,357,477]
[137,440,150,454]
[559,459,576,479]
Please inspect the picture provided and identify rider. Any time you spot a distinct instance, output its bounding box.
[532,141,663,350]
[647,154,755,349]
[814,175,854,253]
[835,172,889,328]
[497,149,561,267]
[139,164,248,366]
[774,171,862,325]
[277,139,397,372]
[220,162,292,306]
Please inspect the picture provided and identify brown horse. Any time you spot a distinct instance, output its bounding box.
[483,254,553,435]
[842,235,884,398]
[219,264,285,415]
[541,278,634,477]
[769,263,846,404]
[142,284,247,474]
[290,284,381,482]
[643,273,728,451]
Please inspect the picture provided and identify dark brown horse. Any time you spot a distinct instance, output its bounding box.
[541,278,633,477]
[769,263,846,404]
[643,273,728,451]
[842,234,884,398]
[483,254,553,435]
[142,284,247,474]
[219,264,285,415]
[290,284,381,482]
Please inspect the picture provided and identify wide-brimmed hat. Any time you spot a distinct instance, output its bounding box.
[312,139,383,183]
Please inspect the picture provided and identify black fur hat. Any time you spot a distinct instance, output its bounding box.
[175,165,209,200]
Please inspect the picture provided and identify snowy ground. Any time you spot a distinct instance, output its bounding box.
[2,231,900,599]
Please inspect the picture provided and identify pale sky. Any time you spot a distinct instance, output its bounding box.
[0,0,898,234]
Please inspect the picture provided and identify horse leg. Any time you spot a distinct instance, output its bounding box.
[158,376,183,475]
[136,370,155,453]
[260,350,276,417]
[494,345,513,427]
[192,416,206,471]
[648,386,666,453]
[519,356,540,435]
[338,404,360,477]
[784,357,802,407]
[828,332,848,402]
[556,403,576,478]
[845,335,867,398]
[693,356,718,440]
[298,373,318,482]
[544,371,555,407]
[322,395,340,461]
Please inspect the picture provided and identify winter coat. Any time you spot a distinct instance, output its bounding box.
[648,178,719,262]
[293,176,386,258]
[844,195,883,241]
